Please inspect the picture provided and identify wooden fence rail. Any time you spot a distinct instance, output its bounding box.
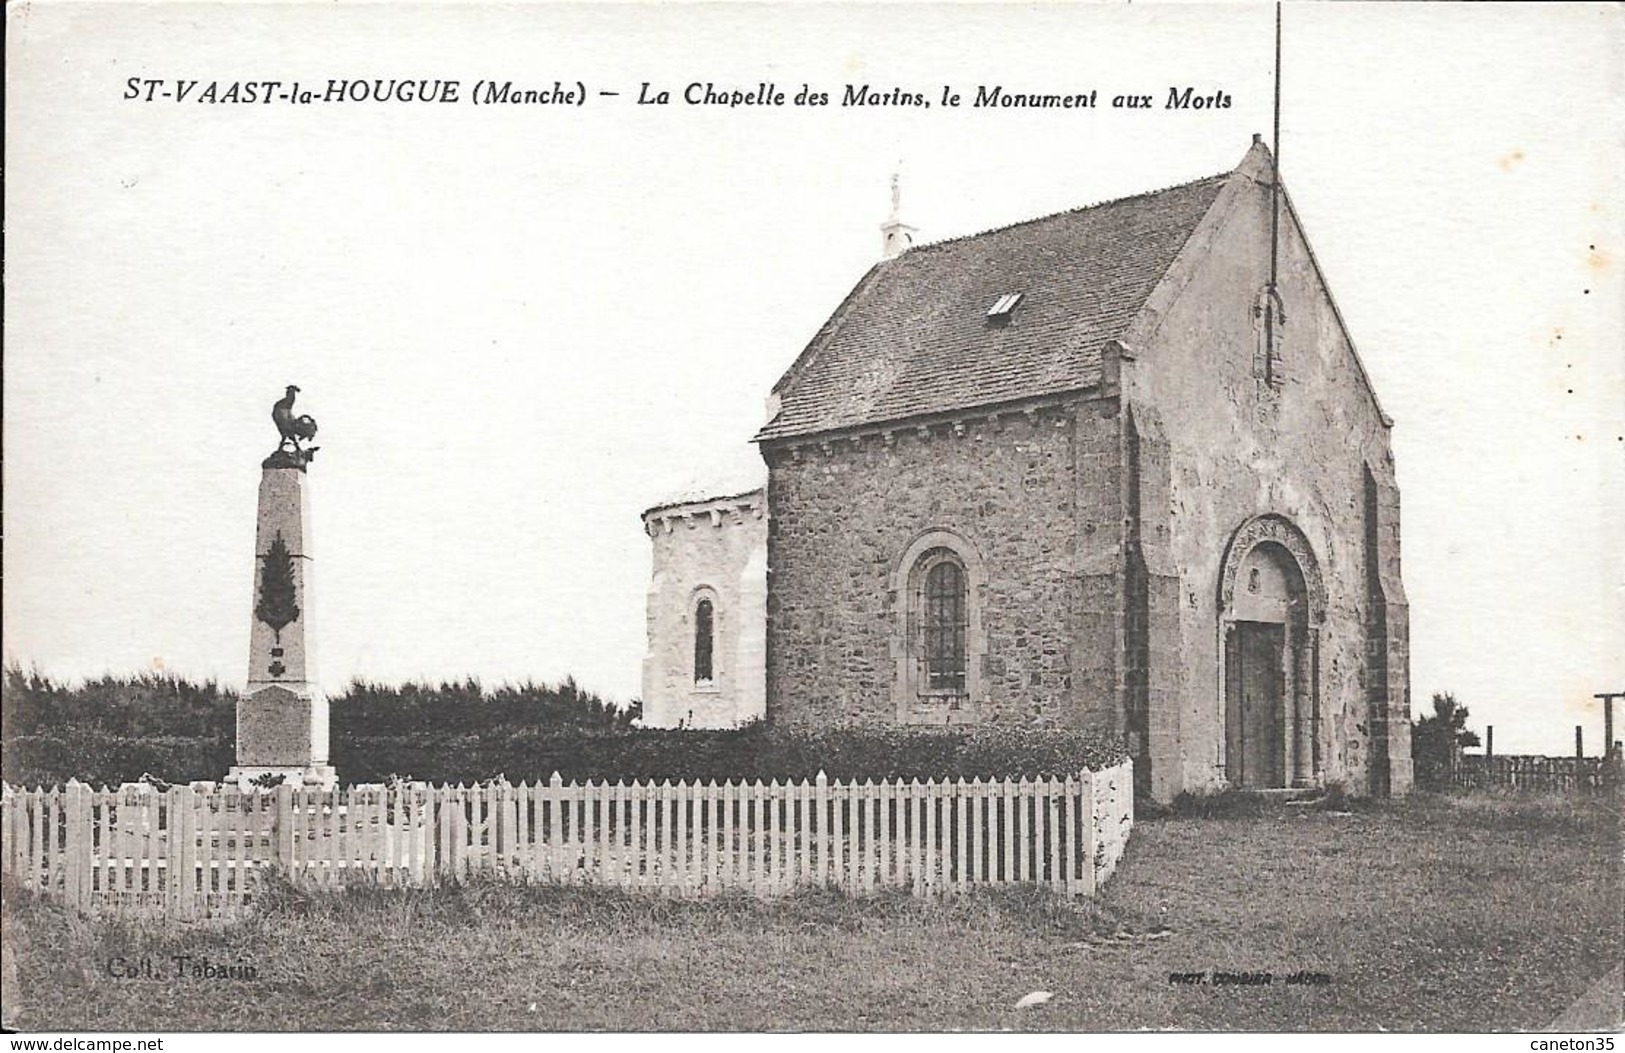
[0,762,1134,919]
[1416,754,1620,793]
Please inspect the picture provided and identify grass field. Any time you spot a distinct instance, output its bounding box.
[2,790,1619,1032]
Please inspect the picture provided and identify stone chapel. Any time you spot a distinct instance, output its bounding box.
[642,138,1413,801]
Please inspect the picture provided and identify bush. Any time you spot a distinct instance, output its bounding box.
[0,667,235,742]
[332,675,632,736]
[1,729,234,788]
[1412,691,1480,773]
[333,723,1128,785]
[1,667,242,785]
[3,666,1128,787]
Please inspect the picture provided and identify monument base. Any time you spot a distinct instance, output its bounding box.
[226,764,337,791]
[236,682,330,771]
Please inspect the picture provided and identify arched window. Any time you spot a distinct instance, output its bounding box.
[919,549,968,695]
[1253,286,1287,388]
[890,529,986,722]
[694,598,715,684]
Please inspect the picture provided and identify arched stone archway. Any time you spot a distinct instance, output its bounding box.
[1217,515,1325,789]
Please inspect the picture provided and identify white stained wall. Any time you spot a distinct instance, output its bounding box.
[641,490,767,729]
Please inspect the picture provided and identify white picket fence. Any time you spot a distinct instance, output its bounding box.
[0,761,1133,919]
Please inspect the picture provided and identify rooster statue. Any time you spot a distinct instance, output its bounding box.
[271,385,320,462]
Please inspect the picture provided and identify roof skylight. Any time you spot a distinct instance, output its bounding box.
[987,293,1024,320]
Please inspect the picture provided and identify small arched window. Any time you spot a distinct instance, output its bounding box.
[694,598,715,684]
[1253,286,1286,388]
[920,550,967,694]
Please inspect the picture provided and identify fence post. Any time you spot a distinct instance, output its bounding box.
[858,776,871,890]
[910,778,923,893]
[610,780,626,888]
[1047,779,1062,893]
[630,780,643,890]
[1016,777,1031,885]
[1001,778,1016,886]
[197,786,216,904]
[718,781,734,890]
[235,788,253,905]
[488,781,505,870]
[544,772,561,882]
[920,778,935,894]
[0,788,13,882]
[809,770,826,887]
[457,784,474,882]
[178,784,199,917]
[506,782,522,872]
[876,779,891,889]
[273,783,294,882]
[435,785,452,884]
[5,788,23,882]
[1061,776,1076,896]
[706,781,721,892]
[63,783,80,911]
[584,780,602,886]
[160,786,179,914]
[63,783,86,912]
[83,785,100,908]
[671,780,687,894]
[969,779,984,886]
[400,785,418,887]
[331,786,345,888]
[516,781,532,881]
[951,778,965,891]
[31,790,45,897]
[37,792,52,902]
[1079,769,1096,897]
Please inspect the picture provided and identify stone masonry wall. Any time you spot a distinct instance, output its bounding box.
[1125,405,1186,800]
[1071,401,1127,734]
[1365,465,1413,794]
[764,403,1114,728]
[1121,166,1408,796]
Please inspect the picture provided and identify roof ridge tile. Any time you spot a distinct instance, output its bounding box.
[907,171,1230,254]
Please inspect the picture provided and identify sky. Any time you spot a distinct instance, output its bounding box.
[5,2,1621,756]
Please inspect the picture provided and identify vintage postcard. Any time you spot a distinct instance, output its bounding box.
[3,1,1620,1040]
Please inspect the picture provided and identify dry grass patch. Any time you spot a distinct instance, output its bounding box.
[3,789,1617,1031]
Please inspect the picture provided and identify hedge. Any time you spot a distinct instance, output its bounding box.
[331,724,1128,785]
[2,730,234,789]
[1,668,628,744]
[2,668,1129,787]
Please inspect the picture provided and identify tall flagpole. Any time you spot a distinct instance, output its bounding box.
[1269,2,1282,294]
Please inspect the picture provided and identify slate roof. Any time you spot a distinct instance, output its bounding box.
[755,171,1230,442]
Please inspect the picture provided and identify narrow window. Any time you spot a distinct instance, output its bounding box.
[1253,287,1286,387]
[923,558,967,693]
[694,598,714,683]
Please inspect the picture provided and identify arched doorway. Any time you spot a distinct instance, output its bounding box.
[1217,515,1326,789]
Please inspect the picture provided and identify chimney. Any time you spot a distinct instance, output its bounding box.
[879,172,918,260]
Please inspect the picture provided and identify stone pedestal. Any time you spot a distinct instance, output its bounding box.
[228,458,335,789]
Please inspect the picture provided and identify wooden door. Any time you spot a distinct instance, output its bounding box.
[1226,622,1286,788]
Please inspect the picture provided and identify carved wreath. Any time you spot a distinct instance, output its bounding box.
[255,531,301,636]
